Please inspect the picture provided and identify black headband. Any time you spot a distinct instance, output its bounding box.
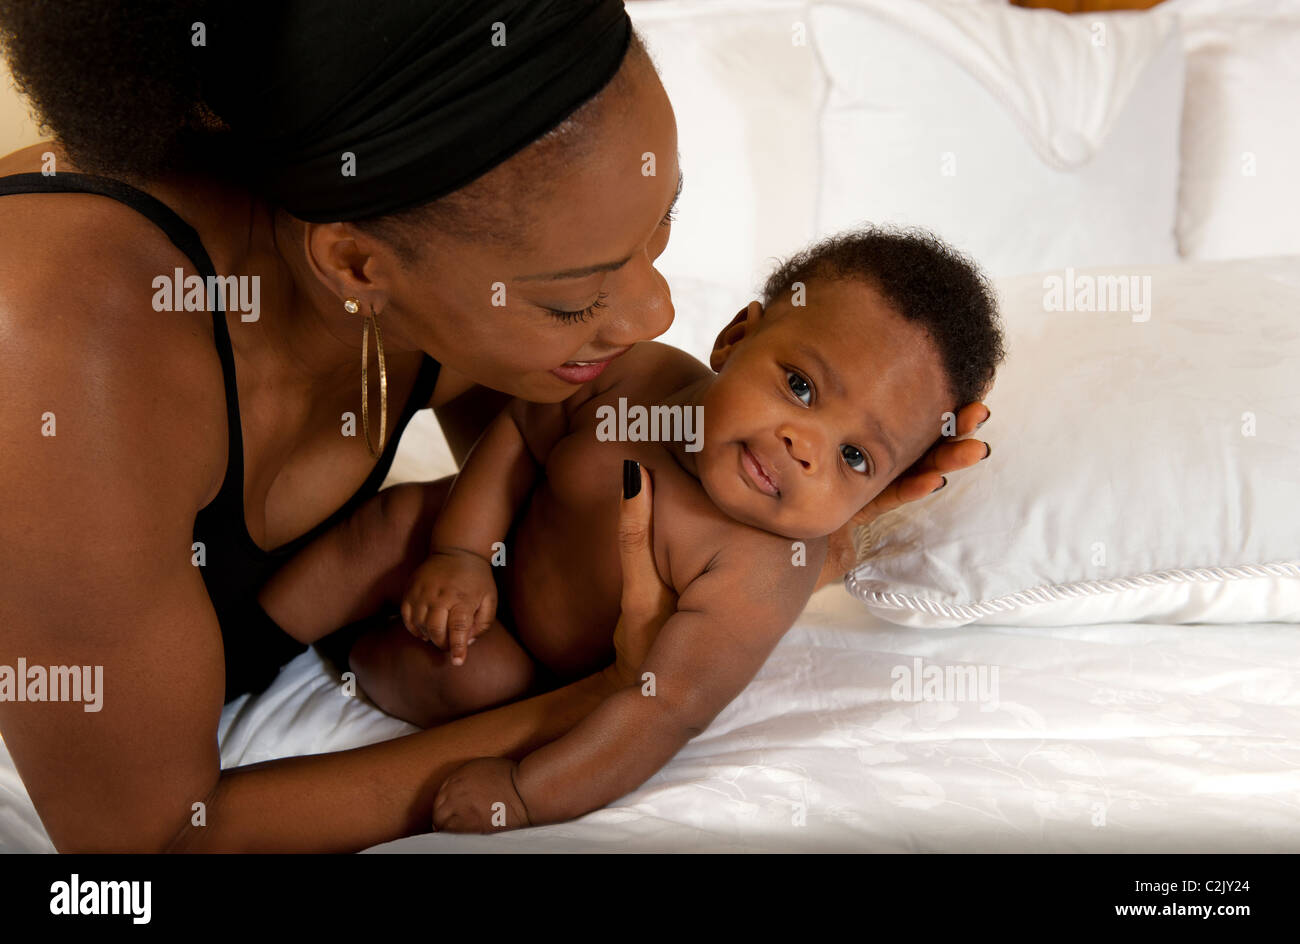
[202,0,631,222]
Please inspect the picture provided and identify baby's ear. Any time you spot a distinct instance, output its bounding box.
[709,301,763,372]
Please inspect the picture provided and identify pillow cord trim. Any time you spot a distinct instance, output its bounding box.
[844,558,1300,619]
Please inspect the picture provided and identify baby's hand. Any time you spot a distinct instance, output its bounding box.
[401,548,496,665]
[433,758,530,834]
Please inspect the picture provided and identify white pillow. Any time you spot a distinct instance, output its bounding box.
[846,255,1300,628]
[809,0,1184,278]
[653,274,748,365]
[1167,0,1300,260]
[627,0,826,308]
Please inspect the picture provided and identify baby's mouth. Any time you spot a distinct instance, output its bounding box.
[740,443,781,498]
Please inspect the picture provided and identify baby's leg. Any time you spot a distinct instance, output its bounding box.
[257,478,453,645]
[258,476,539,725]
[349,613,539,728]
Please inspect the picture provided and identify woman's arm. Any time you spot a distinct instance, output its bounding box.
[172,666,623,852]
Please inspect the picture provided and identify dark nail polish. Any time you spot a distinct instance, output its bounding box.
[982,443,991,460]
[623,459,641,499]
[932,477,948,493]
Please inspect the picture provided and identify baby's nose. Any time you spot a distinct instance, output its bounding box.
[780,426,819,471]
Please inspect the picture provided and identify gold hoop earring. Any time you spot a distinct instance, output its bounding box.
[347,298,387,459]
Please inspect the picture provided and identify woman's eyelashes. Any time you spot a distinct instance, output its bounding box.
[784,368,872,476]
[545,292,608,324]
[542,205,674,325]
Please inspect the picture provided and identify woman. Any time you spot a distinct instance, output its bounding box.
[0,0,989,852]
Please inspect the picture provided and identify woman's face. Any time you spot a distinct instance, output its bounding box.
[382,58,680,402]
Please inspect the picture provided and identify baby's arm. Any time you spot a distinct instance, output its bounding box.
[402,399,540,663]
[433,529,827,829]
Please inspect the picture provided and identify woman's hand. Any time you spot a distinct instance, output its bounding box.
[816,402,993,591]
[610,460,678,688]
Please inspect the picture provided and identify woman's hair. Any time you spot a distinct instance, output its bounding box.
[350,31,652,264]
[761,226,1007,410]
[0,0,220,179]
[0,0,652,261]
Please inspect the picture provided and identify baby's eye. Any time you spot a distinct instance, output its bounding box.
[786,370,812,405]
[841,444,870,475]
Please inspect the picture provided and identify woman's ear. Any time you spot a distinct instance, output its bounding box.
[303,221,391,312]
[709,300,764,372]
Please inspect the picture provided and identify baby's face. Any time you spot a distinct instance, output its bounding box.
[694,278,954,540]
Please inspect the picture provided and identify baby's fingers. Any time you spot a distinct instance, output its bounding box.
[402,599,427,640]
[425,606,450,648]
[401,599,429,640]
[473,594,497,637]
[447,605,475,666]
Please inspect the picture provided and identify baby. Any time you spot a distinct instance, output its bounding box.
[404,225,1005,832]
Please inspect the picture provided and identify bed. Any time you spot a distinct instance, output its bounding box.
[5,579,1297,853]
[2,0,1298,853]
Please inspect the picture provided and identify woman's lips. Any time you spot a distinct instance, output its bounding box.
[741,444,780,497]
[549,348,629,384]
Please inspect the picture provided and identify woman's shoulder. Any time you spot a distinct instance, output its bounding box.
[0,144,215,285]
[0,149,229,511]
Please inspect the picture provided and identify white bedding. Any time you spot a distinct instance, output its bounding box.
[4,582,1296,853]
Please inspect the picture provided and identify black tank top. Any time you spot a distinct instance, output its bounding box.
[0,172,442,702]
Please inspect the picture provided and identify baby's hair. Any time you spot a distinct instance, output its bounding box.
[761,225,1006,410]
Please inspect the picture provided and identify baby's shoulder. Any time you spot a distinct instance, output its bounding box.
[555,342,708,436]
[655,479,827,598]
[595,342,708,402]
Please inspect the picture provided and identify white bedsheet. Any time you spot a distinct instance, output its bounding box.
[3,584,1296,853]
